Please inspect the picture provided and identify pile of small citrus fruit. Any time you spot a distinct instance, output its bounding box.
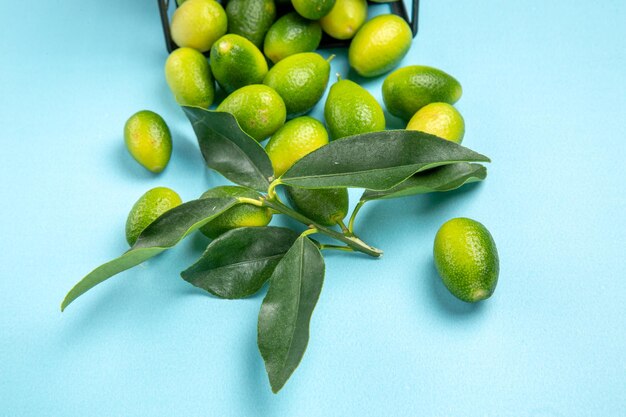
[64,0,500,393]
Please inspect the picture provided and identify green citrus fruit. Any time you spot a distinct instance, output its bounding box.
[291,0,336,20]
[210,34,269,94]
[226,0,276,48]
[382,65,462,121]
[263,52,331,118]
[348,14,412,77]
[216,84,286,141]
[165,47,215,108]
[433,218,499,303]
[170,0,227,53]
[286,187,349,226]
[265,116,329,177]
[406,102,465,143]
[199,186,272,238]
[125,187,182,246]
[124,111,172,173]
[263,12,322,64]
[319,0,367,40]
[324,78,385,140]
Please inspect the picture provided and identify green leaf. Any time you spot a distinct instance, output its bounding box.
[258,236,325,393]
[279,130,490,191]
[361,163,488,201]
[181,226,301,299]
[183,107,274,191]
[61,197,239,311]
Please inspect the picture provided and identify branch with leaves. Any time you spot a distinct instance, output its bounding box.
[62,107,489,392]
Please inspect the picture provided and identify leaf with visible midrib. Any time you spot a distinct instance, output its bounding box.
[361,162,488,201]
[181,227,301,299]
[183,107,274,191]
[61,197,239,311]
[258,236,325,393]
[279,130,490,190]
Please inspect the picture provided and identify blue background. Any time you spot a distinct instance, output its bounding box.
[1,0,624,416]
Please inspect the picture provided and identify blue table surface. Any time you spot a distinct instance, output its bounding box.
[1,0,624,416]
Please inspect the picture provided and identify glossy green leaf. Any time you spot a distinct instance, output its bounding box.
[183,107,274,191]
[258,236,325,393]
[279,130,490,190]
[61,197,239,311]
[361,163,487,201]
[181,226,301,299]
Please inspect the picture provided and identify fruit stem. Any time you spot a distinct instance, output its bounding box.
[237,197,264,207]
[300,228,318,238]
[326,54,336,63]
[348,200,366,233]
[263,198,383,258]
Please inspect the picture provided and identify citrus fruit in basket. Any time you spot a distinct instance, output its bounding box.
[292,0,336,20]
[286,187,349,227]
[216,84,286,141]
[198,186,272,238]
[324,78,385,140]
[348,14,412,77]
[406,102,465,143]
[319,0,367,40]
[382,65,462,121]
[170,0,227,53]
[124,110,172,173]
[433,218,499,303]
[265,116,329,177]
[263,12,322,64]
[210,34,269,94]
[165,47,215,108]
[263,52,332,118]
[125,187,182,246]
[226,0,276,48]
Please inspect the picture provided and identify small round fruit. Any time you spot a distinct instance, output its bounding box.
[324,78,385,140]
[199,186,272,238]
[124,110,172,173]
[433,218,499,303]
[382,65,462,121]
[265,116,329,177]
[165,47,215,108]
[125,187,182,246]
[406,103,465,143]
[263,52,331,118]
[263,12,322,64]
[286,187,348,226]
[348,14,412,77]
[210,34,269,93]
[225,0,276,48]
[170,0,227,52]
[216,85,287,141]
[291,0,336,20]
[319,0,367,40]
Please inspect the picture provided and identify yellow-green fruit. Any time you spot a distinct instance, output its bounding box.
[265,116,329,177]
[263,12,322,64]
[170,0,227,52]
[124,111,172,173]
[226,0,276,48]
[210,34,269,93]
[286,187,348,226]
[324,79,385,140]
[348,14,412,77]
[125,187,182,246]
[263,52,331,118]
[165,47,215,108]
[291,0,336,20]
[199,186,272,238]
[433,218,499,303]
[319,0,367,40]
[216,84,286,141]
[406,102,465,143]
[382,65,462,121]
